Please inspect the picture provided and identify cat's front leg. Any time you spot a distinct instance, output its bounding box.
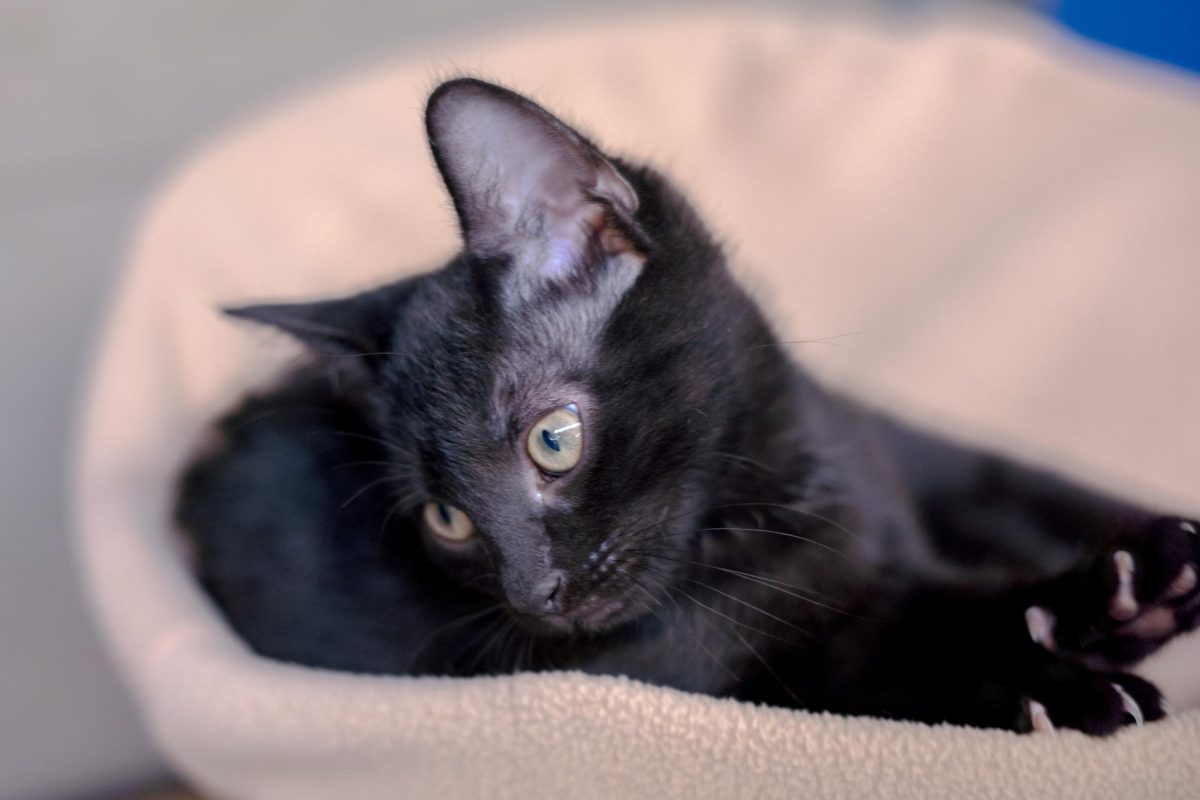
[849,607,1170,735]
[838,518,1198,735]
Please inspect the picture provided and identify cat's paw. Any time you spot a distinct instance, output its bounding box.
[1020,665,1167,735]
[1026,517,1200,667]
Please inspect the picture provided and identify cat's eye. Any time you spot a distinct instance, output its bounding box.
[527,404,583,475]
[422,501,475,543]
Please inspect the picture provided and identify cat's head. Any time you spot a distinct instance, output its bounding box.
[229,79,791,636]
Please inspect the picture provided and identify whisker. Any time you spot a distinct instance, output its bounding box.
[691,562,864,618]
[322,460,403,478]
[682,577,814,637]
[466,616,513,674]
[616,545,849,611]
[330,351,407,359]
[410,603,503,666]
[338,475,398,512]
[221,404,349,435]
[750,331,865,351]
[446,608,506,674]
[316,429,415,459]
[710,451,780,479]
[624,556,820,642]
[670,585,805,649]
[493,621,521,673]
[378,497,413,538]
[661,589,742,685]
[727,618,802,704]
[706,502,865,542]
[695,526,843,556]
[669,587,803,704]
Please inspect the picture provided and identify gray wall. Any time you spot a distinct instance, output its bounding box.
[0,1,1021,797]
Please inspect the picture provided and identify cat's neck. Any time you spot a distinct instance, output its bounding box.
[709,340,828,508]
[702,341,925,570]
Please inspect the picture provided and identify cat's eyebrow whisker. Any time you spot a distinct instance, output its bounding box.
[329,351,408,359]
[749,330,866,352]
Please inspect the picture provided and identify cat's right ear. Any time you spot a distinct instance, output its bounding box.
[223,288,395,357]
[425,78,646,301]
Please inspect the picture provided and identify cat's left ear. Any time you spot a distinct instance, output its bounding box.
[426,79,645,295]
[223,285,399,357]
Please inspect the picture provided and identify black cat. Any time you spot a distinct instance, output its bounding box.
[176,78,1200,735]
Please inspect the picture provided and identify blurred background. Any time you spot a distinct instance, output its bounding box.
[2,1,1196,798]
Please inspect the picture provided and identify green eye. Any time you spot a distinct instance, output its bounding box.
[527,404,583,475]
[422,501,475,543]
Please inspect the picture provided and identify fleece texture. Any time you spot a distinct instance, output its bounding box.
[74,8,1200,799]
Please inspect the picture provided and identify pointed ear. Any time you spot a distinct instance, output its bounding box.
[425,79,645,291]
[224,289,394,356]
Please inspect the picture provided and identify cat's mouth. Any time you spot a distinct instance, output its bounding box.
[509,591,649,637]
[571,595,638,633]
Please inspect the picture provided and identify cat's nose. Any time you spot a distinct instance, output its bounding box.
[529,570,566,614]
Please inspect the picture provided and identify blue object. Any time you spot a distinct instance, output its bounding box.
[1053,0,1200,75]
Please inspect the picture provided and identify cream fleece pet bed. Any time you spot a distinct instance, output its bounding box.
[74,9,1200,799]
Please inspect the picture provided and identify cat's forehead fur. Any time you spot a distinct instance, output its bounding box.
[487,252,643,422]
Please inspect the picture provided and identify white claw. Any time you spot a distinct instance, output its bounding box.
[1160,697,1173,717]
[1181,521,1197,535]
[1025,606,1057,650]
[1111,550,1139,621]
[1111,683,1145,726]
[1028,700,1056,733]
[1168,565,1198,599]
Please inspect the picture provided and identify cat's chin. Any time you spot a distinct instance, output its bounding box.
[511,595,643,638]
[511,611,575,637]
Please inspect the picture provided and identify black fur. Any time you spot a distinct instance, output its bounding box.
[177,79,1200,735]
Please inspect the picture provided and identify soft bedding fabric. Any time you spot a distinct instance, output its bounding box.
[73,8,1200,799]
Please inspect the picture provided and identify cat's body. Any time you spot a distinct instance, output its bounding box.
[178,79,1200,735]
